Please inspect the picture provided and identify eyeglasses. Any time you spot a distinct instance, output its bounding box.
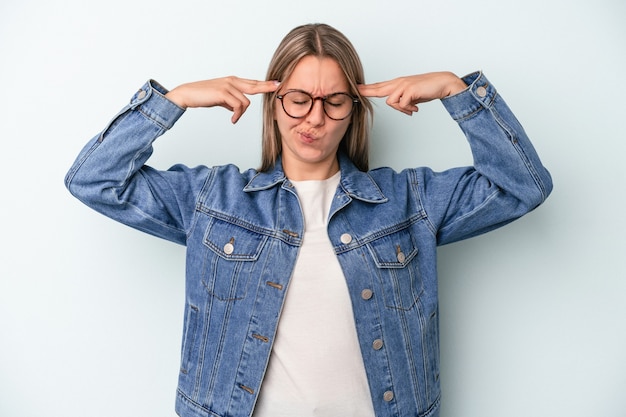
[276,90,359,121]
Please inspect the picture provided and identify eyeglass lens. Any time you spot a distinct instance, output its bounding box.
[280,91,355,120]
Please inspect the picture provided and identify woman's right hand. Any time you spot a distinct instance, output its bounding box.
[165,77,280,123]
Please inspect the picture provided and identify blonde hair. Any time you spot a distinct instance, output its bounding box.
[260,23,373,172]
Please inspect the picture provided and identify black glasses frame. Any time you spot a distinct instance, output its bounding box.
[276,89,359,121]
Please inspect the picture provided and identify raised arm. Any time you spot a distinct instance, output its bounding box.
[65,77,278,244]
[361,71,552,244]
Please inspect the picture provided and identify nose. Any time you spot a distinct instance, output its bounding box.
[305,98,325,126]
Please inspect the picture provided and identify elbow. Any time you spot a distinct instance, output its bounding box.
[543,172,554,201]
[64,169,83,201]
[65,168,92,203]
[521,168,553,212]
[537,168,554,205]
[64,168,115,209]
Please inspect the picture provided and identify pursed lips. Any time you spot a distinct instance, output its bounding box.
[298,131,319,143]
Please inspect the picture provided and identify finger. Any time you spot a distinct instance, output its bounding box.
[391,106,413,116]
[230,100,249,124]
[222,89,251,124]
[385,94,418,116]
[236,78,281,95]
[398,93,420,112]
[358,81,394,97]
[386,93,409,112]
[392,104,414,116]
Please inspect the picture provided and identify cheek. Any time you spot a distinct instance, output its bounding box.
[275,108,300,134]
[274,112,288,135]
[274,104,288,126]
[334,121,351,140]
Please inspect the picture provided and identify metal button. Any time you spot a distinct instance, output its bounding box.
[266,281,283,290]
[372,339,383,350]
[476,86,487,98]
[340,233,352,244]
[396,251,406,263]
[361,289,373,300]
[223,243,234,255]
[137,90,147,100]
[383,390,394,402]
[283,229,299,238]
[239,384,255,395]
[252,333,269,343]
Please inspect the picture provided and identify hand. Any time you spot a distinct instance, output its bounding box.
[166,77,280,123]
[358,72,467,116]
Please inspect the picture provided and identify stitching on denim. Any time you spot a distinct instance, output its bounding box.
[491,105,549,201]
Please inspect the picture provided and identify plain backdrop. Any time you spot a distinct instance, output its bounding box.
[1,0,625,416]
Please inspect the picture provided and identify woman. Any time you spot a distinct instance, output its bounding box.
[66,23,552,417]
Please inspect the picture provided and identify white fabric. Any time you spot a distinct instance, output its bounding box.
[253,172,375,417]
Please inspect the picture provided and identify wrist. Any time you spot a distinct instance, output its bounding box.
[165,87,188,109]
[444,73,467,97]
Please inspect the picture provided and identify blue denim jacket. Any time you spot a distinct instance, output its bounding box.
[65,72,552,417]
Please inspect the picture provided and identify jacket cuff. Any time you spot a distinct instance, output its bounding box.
[128,79,186,130]
[441,71,496,121]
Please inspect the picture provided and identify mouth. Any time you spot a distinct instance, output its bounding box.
[298,131,318,144]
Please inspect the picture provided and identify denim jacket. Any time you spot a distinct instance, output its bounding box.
[65,72,552,417]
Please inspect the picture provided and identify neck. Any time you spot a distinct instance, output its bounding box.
[282,157,340,181]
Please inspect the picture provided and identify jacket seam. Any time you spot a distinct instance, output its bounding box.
[439,187,501,235]
[490,105,549,202]
[409,169,437,238]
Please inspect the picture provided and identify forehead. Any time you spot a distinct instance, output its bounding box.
[283,55,349,93]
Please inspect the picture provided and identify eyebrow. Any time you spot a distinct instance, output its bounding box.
[282,88,353,97]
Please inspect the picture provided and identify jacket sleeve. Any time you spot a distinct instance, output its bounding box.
[419,71,553,245]
[64,80,209,245]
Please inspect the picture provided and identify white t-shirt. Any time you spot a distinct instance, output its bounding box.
[253,172,375,417]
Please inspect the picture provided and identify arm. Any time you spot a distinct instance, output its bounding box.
[360,71,552,244]
[65,78,278,245]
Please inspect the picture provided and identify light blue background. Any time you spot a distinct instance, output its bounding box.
[1,0,624,416]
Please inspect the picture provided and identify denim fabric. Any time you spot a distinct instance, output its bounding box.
[65,72,552,417]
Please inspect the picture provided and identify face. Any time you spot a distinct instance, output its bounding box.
[275,55,352,180]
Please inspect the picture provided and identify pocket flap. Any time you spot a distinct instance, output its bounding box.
[203,218,267,261]
[367,229,418,268]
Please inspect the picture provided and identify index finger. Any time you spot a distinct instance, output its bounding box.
[358,81,394,98]
[237,78,281,95]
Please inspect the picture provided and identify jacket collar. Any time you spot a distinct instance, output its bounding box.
[244,153,388,204]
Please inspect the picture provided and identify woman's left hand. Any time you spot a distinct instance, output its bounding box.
[358,72,467,115]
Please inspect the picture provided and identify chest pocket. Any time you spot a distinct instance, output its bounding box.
[202,217,268,301]
[367,228,423,310]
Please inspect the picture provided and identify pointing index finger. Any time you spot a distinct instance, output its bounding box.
[358,81,392,98]
[238,79,281,95]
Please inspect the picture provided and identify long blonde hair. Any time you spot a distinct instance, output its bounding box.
[260,23,373,172]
